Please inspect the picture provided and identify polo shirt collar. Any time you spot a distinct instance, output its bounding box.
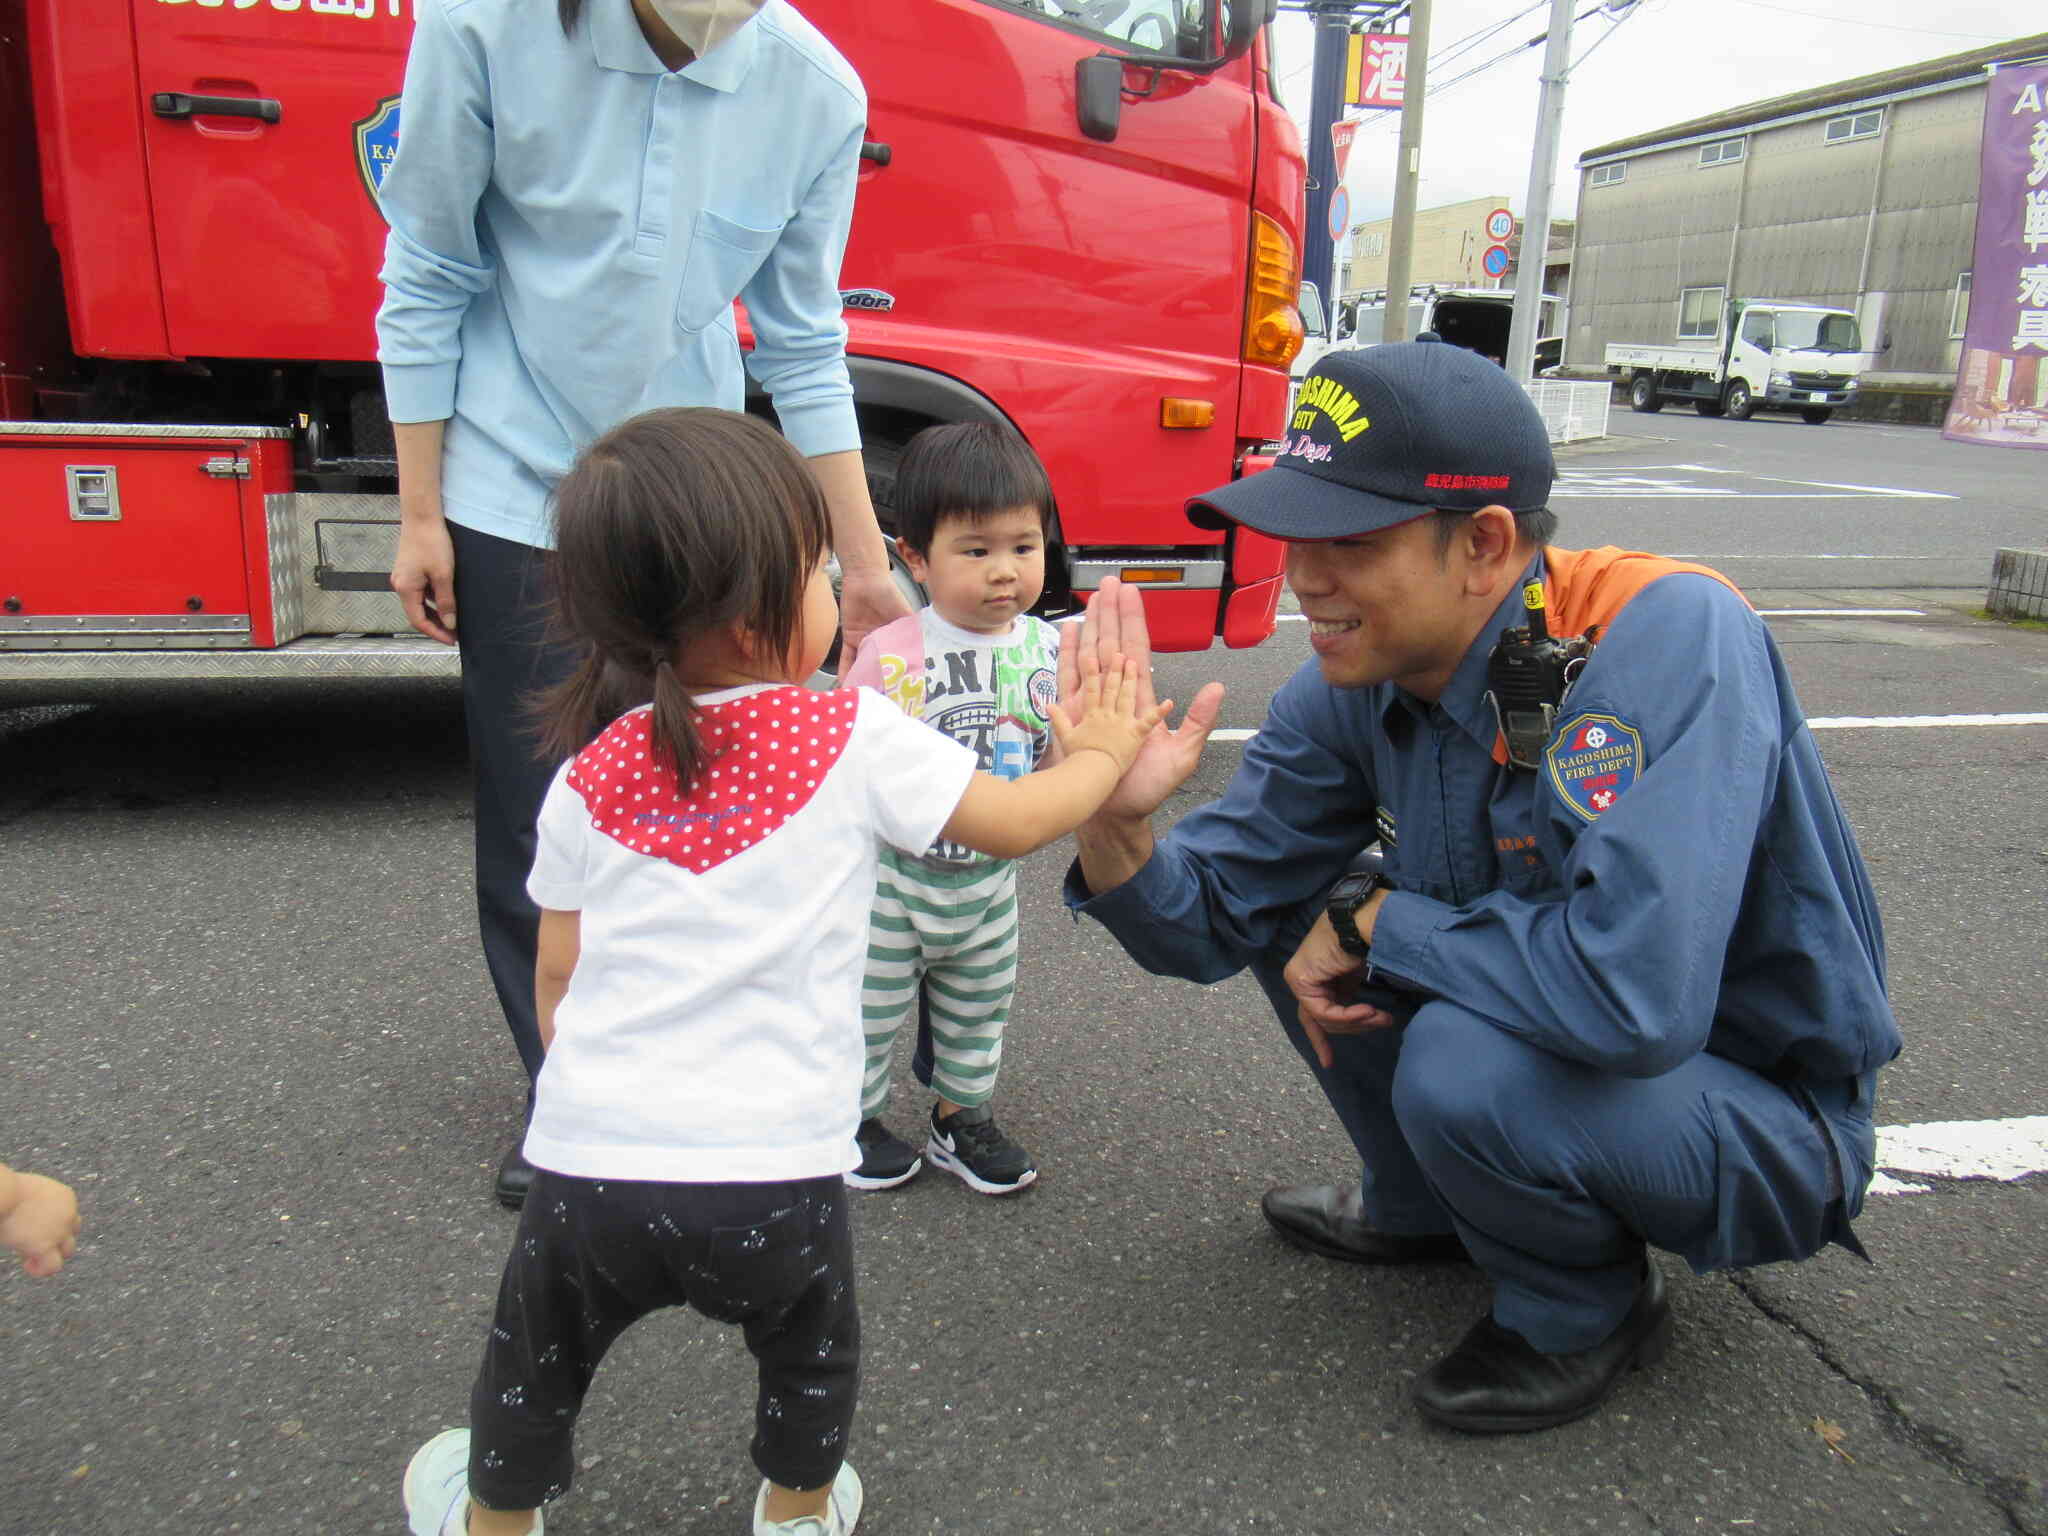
[589,0,763,90]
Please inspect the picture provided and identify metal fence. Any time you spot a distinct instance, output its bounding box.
[1523,379,1611,444]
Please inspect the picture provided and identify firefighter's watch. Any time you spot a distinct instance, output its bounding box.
[1325,867,1393,958]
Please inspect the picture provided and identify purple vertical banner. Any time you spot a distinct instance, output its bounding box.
[1943,62,2048,449]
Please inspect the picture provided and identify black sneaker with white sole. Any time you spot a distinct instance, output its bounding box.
[926,1103,1036,1195]
[845,1116,923,1191]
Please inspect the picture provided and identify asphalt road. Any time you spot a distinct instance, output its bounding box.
[2,409,2044,1535]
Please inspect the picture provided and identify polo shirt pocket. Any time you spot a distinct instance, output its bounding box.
[677,209,785,333]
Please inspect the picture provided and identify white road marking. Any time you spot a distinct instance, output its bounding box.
[1807,713,2048,730]
[1554,464,1953,500]
[1277,610,1932,621]
[1870,1116,2048,1196]
[1759,608,1926,618]
[1210,714,2047,743]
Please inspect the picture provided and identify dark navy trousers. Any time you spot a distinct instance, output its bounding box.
[450,521,580,1095]
[1247,954,1875,1353]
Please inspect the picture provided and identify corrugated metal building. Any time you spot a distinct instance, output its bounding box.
[1565,31,2048,420]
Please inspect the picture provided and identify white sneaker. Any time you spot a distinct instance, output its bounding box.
[752,1461,863,1536]
[402,1427,544,1536]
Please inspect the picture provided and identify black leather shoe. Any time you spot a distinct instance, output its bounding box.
[1413,1261,1671,1433]
[493,1143,537,1211]
[1260,1184,1469,1265]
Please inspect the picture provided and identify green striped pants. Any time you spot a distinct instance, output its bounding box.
[861,847,1019,1116]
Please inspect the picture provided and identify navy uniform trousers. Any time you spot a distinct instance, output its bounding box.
[451,521,580,1094]
[1244,933,1875,1355]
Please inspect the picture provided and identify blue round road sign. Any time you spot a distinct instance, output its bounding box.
[1482,242,1511,278]
[1327,186,1351,242]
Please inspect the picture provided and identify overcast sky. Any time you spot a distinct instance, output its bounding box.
[1270,0,2039,236]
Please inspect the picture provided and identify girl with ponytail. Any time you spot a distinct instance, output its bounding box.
[404,407,1169,1536]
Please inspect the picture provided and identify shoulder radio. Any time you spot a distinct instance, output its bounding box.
[1484,579,1597,771]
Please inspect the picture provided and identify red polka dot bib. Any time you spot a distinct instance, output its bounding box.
[568,687,858,875]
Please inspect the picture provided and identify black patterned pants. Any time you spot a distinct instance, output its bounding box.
[466,1169,859,1510]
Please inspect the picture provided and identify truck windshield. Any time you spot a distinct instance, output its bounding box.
[1016,0,1214,58]
[1298,281,1327,339]
[1774,311,1861,352]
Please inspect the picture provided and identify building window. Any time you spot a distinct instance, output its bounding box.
[1698,138,1746,166]
[1824,109,1882,144]
[1587,161,1626,187]
[1951,272,1972,338]
[1678,286,1725,340]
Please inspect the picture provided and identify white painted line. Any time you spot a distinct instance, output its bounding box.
[1209,714,2046,744]
[1278,608,1931,620]
[1759,608,1926,618]
[1869,1116,2048,1197]
[1673,553,1950,560]
[1808,713,2048,730]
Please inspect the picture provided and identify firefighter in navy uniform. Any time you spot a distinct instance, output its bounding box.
[1061,342,1901,1433]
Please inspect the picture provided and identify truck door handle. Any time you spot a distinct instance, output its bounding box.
[152,91,282,125]
[859,140,891,167]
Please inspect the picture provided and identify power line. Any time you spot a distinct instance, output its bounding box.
[1714,0,2004,41]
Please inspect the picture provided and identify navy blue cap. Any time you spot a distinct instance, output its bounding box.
[1188,342,1555,540]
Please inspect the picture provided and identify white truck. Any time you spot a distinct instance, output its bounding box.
[1292,283,1562,396]
[1605,299,1866,424]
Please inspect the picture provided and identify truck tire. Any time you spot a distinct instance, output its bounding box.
[1800,407,1833,425]
[1723,381,1754,421]
[1628,374,1663,413]
[1695,398,1725,417]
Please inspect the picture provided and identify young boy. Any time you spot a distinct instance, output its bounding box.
[839,422,1062,1195]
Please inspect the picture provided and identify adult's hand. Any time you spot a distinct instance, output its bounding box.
[1283,910,1401,1069]
[1057,578,1225,822]
[391,508,459,644]
[838,563,909,668]
[390,419,458,644]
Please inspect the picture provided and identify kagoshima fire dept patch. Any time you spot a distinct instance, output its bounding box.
[1545,711,1643,821]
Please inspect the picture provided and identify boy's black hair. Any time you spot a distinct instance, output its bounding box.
[891,422,1053,557]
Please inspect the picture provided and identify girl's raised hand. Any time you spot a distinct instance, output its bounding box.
[1047,652,1171,778]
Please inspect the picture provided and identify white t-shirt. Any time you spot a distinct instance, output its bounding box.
[522,683,978,1183]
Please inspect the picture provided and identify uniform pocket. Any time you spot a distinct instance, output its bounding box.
[676,209,786,333]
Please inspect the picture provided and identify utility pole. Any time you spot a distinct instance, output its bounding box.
[1298,5,1353,339]
[1379,0,1431,342]
[1281,0,1409,341]
[1505,0,1573,380]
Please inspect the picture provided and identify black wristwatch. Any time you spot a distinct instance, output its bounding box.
[1325,861,1394,958]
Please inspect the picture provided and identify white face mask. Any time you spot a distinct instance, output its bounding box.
[645,0,768,58]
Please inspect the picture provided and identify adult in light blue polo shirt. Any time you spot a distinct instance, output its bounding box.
[376,0,908,1211]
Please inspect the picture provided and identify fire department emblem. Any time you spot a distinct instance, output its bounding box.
[1544,710,1643,822]
[353,96,402,214]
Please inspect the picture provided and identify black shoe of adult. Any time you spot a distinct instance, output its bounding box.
[494,1143,537,1211]
[1412,1262,1672,1433]
[1259,1184,1469,1265]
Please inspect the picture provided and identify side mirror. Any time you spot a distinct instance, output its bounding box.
[1222,0,1277,61]
[1076,1,1275,142]
[1076,54,1124,142]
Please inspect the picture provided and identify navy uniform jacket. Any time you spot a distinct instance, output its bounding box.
[1066,552,1900,1124]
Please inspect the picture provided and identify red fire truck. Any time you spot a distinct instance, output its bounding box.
[0,0,1304,682]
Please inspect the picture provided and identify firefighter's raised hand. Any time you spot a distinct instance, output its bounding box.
[1057,577,1224,822]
